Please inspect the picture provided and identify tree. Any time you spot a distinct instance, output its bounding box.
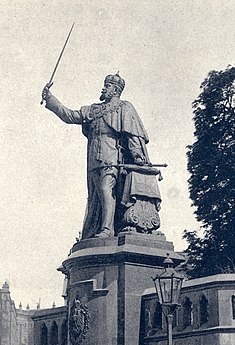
[184,65,235,278]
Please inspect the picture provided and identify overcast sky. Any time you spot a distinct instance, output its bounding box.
[0,0,234,309]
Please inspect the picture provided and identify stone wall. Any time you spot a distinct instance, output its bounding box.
[141,274,235,345]
[0,282,36,345]
[0,282,18,345]
[32,306,67,345]
[17,307,34,345]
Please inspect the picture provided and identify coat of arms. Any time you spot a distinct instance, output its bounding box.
[69,297,90,344]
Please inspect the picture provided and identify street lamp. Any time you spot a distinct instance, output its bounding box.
[152,254,184,345]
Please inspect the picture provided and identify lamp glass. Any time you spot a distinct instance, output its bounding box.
[159,277,173,304]
[171,277,183,305]
[154,274,183,305]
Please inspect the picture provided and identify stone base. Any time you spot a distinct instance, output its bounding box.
[61,233,184,345]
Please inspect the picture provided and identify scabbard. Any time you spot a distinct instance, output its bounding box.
[118,164,160,175]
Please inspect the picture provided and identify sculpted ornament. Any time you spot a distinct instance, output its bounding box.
[69,297,90,345]
[123,198,160,233]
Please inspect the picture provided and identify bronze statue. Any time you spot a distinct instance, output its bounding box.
[42,73,162,239]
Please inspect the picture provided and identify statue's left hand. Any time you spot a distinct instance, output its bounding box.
[133,155,146,166]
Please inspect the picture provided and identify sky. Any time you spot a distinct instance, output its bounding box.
[0,0,235,309]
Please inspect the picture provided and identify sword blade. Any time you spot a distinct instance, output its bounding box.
[41,23,75,105]
[48,22,75,85]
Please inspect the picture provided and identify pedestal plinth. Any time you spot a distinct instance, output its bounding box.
[61,232,184,345]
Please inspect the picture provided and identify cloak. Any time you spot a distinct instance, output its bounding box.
[44,94,161,238]
[80,100,161,238]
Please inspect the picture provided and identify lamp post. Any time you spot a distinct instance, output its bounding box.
[152,254,184,345]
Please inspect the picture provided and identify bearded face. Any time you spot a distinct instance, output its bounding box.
[100,82,116,101]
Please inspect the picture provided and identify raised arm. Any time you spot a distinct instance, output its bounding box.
[41,85,82,124]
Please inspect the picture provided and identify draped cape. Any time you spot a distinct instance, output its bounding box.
[81,100,161,239]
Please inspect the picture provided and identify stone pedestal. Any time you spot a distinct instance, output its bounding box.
[61,232,184,345]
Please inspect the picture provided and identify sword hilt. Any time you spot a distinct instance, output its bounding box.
[40,82,53,105]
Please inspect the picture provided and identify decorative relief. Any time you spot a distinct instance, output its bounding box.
[69,297,90,344]
[122,198,160,233]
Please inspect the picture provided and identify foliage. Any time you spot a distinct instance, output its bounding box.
[184,65,235,278]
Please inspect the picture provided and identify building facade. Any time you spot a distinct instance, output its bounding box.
[141,274,235,344]
[17,304,35,345]
[0,282,35,345]
[32,306,67,345]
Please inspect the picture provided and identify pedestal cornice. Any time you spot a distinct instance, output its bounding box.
[61,232,184,270]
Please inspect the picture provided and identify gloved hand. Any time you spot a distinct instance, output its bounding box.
[133,154,146,166]
[41,83,53,101]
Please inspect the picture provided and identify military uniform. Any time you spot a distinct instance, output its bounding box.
[45,94,152,238]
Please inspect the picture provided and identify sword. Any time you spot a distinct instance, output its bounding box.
[40,22,75,105]
[101,162,168,181]
[117,163,168,168]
